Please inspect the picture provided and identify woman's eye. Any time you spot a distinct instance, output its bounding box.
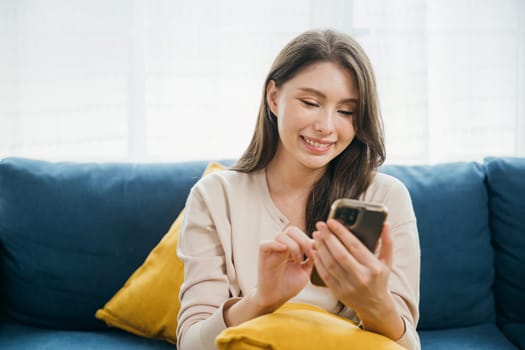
[301,100,319,107]
[339,110,354,116]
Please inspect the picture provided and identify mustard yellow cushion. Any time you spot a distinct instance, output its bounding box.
[216,303,405,350]
[95,162,225,344]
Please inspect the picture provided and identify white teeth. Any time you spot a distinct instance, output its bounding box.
[304,137,330,150]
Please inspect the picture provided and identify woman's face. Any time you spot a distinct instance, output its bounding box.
[267,61,358,172]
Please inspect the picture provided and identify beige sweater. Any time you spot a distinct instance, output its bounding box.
[177,169,421,350]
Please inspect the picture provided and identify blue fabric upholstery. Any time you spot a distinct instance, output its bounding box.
[419,324,516,349]
[381,163,495,329]
[0,157,210,330]
[0,320,174,350]
[502,323,525,349]
[484,157,525,325]
[1,157,524,349]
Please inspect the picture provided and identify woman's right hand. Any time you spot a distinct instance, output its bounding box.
[223,226,314,327]
[254,225,315,311]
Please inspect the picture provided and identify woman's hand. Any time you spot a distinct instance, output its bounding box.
[254,225,315,311]
[224,226,314,327]
[312,219,405,340]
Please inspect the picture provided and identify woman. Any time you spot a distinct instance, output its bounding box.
[176,29,420,350]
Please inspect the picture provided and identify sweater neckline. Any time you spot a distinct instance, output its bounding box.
[255,169,290,227]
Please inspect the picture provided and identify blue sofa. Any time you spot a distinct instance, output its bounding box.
[0,157,524,349]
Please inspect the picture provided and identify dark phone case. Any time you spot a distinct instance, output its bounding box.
[343,209,386,251]
[310,199,387,287]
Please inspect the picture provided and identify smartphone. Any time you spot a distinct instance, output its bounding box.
[310,198,388,287]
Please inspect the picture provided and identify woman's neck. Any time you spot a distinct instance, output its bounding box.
[265,156,325,198]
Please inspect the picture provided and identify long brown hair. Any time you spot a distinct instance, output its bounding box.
[232,29,385,235]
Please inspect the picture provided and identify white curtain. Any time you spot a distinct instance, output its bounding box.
[353,0,525,164]
[1,0,524,164]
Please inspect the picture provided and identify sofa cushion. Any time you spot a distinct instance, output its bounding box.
[216,303,404,350]
[484,157,525,324]
[501,323,525,349]
[0,319,175,350]
[95,162,224,343]
[0,157,210,330]
[381,163,495,329]
[419,324,516,349]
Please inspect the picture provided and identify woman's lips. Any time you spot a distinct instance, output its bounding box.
[301,136,334,153]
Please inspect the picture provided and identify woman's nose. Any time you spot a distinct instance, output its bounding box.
[314,109,335,135]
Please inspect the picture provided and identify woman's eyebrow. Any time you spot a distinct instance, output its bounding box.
[297,87,358,104]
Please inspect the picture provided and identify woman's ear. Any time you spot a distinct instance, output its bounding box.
[266,80,279,117]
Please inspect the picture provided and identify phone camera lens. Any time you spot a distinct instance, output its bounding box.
[337,207,357,225]
[347,208,358,224]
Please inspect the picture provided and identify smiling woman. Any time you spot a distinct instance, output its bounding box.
[176,29,420,350]
[266,62,357,168]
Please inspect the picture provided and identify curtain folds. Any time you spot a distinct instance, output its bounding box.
[1,0,523,163]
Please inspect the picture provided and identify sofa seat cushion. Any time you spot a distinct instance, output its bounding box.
[419,324,516,350]
[381,163,495,329]
[484,157,525,325]
[0,319,175,350]
[501,323,525,349]
[0,157,210,330]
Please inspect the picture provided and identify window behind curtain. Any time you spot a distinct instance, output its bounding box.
[1,0,524,163]
[0,1,131,160]
[352,0,525,164]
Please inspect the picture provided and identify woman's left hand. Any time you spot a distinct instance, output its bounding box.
[312,219,398,325]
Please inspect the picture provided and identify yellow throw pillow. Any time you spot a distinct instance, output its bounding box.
[216,303,405,350]
[95,162,225,344]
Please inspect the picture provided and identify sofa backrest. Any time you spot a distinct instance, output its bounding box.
[0,157,517,332]
[382,162,495,329]
[0,157,211,330]
[484,157,525,325]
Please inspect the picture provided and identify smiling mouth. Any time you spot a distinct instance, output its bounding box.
[301,136,334,151]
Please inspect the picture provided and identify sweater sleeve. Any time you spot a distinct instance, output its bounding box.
[360,174,421,350]
[389,220,421,350]
[381,177,421,350]
[176,182,235,350]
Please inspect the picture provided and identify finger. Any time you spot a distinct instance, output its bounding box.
[275,232,305,263]
[315,221,327,232]
[259,239,287,255]
[313,226,361,284]
[377,223,393,269]
[326,218,376,263]
[284,226,314,255]
[258,240,288,268]
[312,246,342,289]
[316,222,360,268]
